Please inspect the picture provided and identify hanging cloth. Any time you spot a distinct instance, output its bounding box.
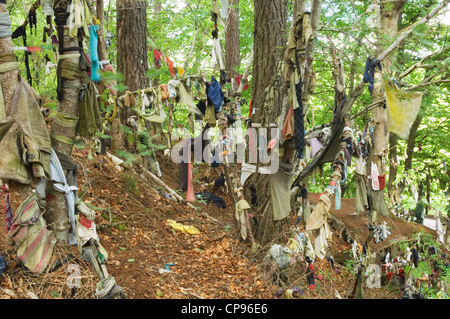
[6,193,57,273]
[0,77,51,184]
[270,163,295,221]
[385,80,424,140]
[293,52,305,159]
[153,49,162,68]
[371,161,380,191]
[363,56,382,95]
[235,199,251,240]
[166,57,175,77]
[89,25,101,82]
[67,0,92,38]
[49,148,78,245]
[211,38,224,70]
[207,76,224,112]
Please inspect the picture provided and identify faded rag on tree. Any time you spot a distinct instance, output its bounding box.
[385,80,424,140]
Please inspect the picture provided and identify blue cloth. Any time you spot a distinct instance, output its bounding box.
[363,56,382,95]
[0,254,6,277]
[89,25,101,82]
[207,76,224,112]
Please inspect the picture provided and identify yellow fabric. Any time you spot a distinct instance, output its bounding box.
[385,80,424,140]
[167,219,199,235]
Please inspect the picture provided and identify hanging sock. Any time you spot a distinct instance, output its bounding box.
[89,25,101,82]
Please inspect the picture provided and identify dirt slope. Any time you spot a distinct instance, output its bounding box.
[0,148,442,299]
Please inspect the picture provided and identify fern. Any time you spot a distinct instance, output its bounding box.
[116,150,135,165]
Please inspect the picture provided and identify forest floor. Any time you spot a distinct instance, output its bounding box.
[0,148,444,300]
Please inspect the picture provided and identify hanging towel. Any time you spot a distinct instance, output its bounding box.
[385,80,424,140]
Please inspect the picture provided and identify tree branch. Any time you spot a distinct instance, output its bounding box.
[398,46,450,80]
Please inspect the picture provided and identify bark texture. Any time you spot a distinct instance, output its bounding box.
[116,0,149,92]
[251,0,287,121]
[367,0,406,217]
[225,0,240,83]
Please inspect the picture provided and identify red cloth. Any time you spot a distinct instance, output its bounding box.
[166,57,175,77]
[282,106,294,140]
[153,49,162,68]
[234,75,249,90]
[79,214,93,229]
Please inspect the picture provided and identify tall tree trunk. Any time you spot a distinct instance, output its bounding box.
[251,0,286,121]
[46,0,84,244]
[225,0,240,85]
[116,0,149,92]
[96,0,108,63]
[367,0,406,217]
[251,0,287,246]
[114,0,149,152]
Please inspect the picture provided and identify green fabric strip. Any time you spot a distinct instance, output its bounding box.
[51,132,75,145]
[52,111,79,128]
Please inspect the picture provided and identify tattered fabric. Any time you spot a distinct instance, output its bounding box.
[6,193,56,273]
[385,80,424,140]
[0,77,51,184]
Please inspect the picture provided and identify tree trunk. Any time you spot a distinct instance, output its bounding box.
[225,0,240,85]
[367,0,406,217]
[114,0,149,152]
[251,0,287,246]
[251,0,287,121]
[116,0,149,92]
[96,0,108,63]
[47,11,83,244]
[0,3,33,211]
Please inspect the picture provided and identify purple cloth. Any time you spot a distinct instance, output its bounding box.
[310,137,323,158]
